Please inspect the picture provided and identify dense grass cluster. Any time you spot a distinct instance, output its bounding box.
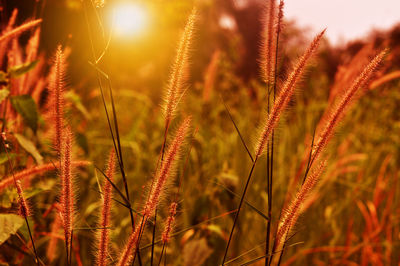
[0,1,399,265]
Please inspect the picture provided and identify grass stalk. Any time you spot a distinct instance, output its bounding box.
[265,2,284,263]
[221,157,258,264]
[0,136,40,265]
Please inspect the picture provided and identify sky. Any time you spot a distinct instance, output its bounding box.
[283,0,400,45]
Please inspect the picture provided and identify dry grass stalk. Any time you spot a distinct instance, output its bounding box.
[312,50,387,162]
[47,210,63,263]
[162,202,178,244]
[15,180,31,218]
[276,0,284,36]
[21,28,41,94]
[60,127,74,259]
[96,150,116,266]
[163,9,196,127]
[49,45,67,156]
[0,161,90,192]
[117,117,191,266]
[0,9,18,67]
[202,50,220,102]
[117,224,141,266]
[261,0,276,84]
[275,161,326,248]
[0,19,42,44]
[254,30,325,158]
[143,117,191,218]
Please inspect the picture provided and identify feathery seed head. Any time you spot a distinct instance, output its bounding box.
[47,213,62,262]
[0,19,42,44]
[143,117,191,218]
[118,117,190,266]
[275,161,326,247]
[49,45,67,156]
[261,0,276,84]
[276,0,284,35]
[16,180,31,218]
[0,161,90,193]
[60,127,74,251]
[117,224,141,266]
[96,150,116,266]
[164,9,196,126]
[255,30,325,157]
[105,150,116,183]
[162,202,178,244]
[312,50,386,162]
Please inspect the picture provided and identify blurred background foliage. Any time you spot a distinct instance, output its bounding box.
[0,0,399,265]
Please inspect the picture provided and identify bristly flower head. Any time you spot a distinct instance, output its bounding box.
[117,117,190,266]
[162,202,178,244]
[275,161,326,247]
[49,45,67,156]
[96,150,116,266]
[16,180,31,218]
[163,9,196,127]
[0,19,42,44]
[260,0,276,85]
[255,30,325,158]
[117,224,141,266]
[276,0,284,35]
[0,161,90,193]
[60,127,74,255]
[143,117,191,218]
[312,50,387,162]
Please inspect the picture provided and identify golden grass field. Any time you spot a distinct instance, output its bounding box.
[0,0,399,265]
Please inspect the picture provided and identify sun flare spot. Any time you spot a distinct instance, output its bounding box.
[112,3,149,38]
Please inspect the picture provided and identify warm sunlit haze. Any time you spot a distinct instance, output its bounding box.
[110,2,149,38]
[284,0,400,45]
[0,0,399,265]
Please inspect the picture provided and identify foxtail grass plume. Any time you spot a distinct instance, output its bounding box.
[60,127,74,256]
[15,180,31,218]
[162,202,178,244]
[117,224,141,266]
[261,0,276,84]
[118,118,191,266]
[0,161,90,193]
[47,209,62,263]
[312,50,387,162]
[21,28,41,94]
[0,19,42,44]
[96,150,116,266]
[276,0,284,36]
[254,30,325,158]
[0,9,18,67]
[49,45,67,156]
[143,117,191,217]
[163,9,196,127]
[275,161,326,247]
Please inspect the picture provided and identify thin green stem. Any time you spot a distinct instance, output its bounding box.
[221,157,259,265]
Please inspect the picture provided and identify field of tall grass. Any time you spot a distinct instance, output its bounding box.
[0,0,399,265]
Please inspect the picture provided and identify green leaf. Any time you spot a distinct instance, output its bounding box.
[8,60,38,78]
[0,89,9,104]
[10,95,38,132]
[14,133,43,165]
[0,153,16,165]
[0,189,17,208]
[76,132,89,155]
[23,179,56,199]
[0,71,8,84]
[65,90,91,119]
[18,217,34,241]
[0,214,25,245]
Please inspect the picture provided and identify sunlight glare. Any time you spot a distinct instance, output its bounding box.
[112,3,149,38]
